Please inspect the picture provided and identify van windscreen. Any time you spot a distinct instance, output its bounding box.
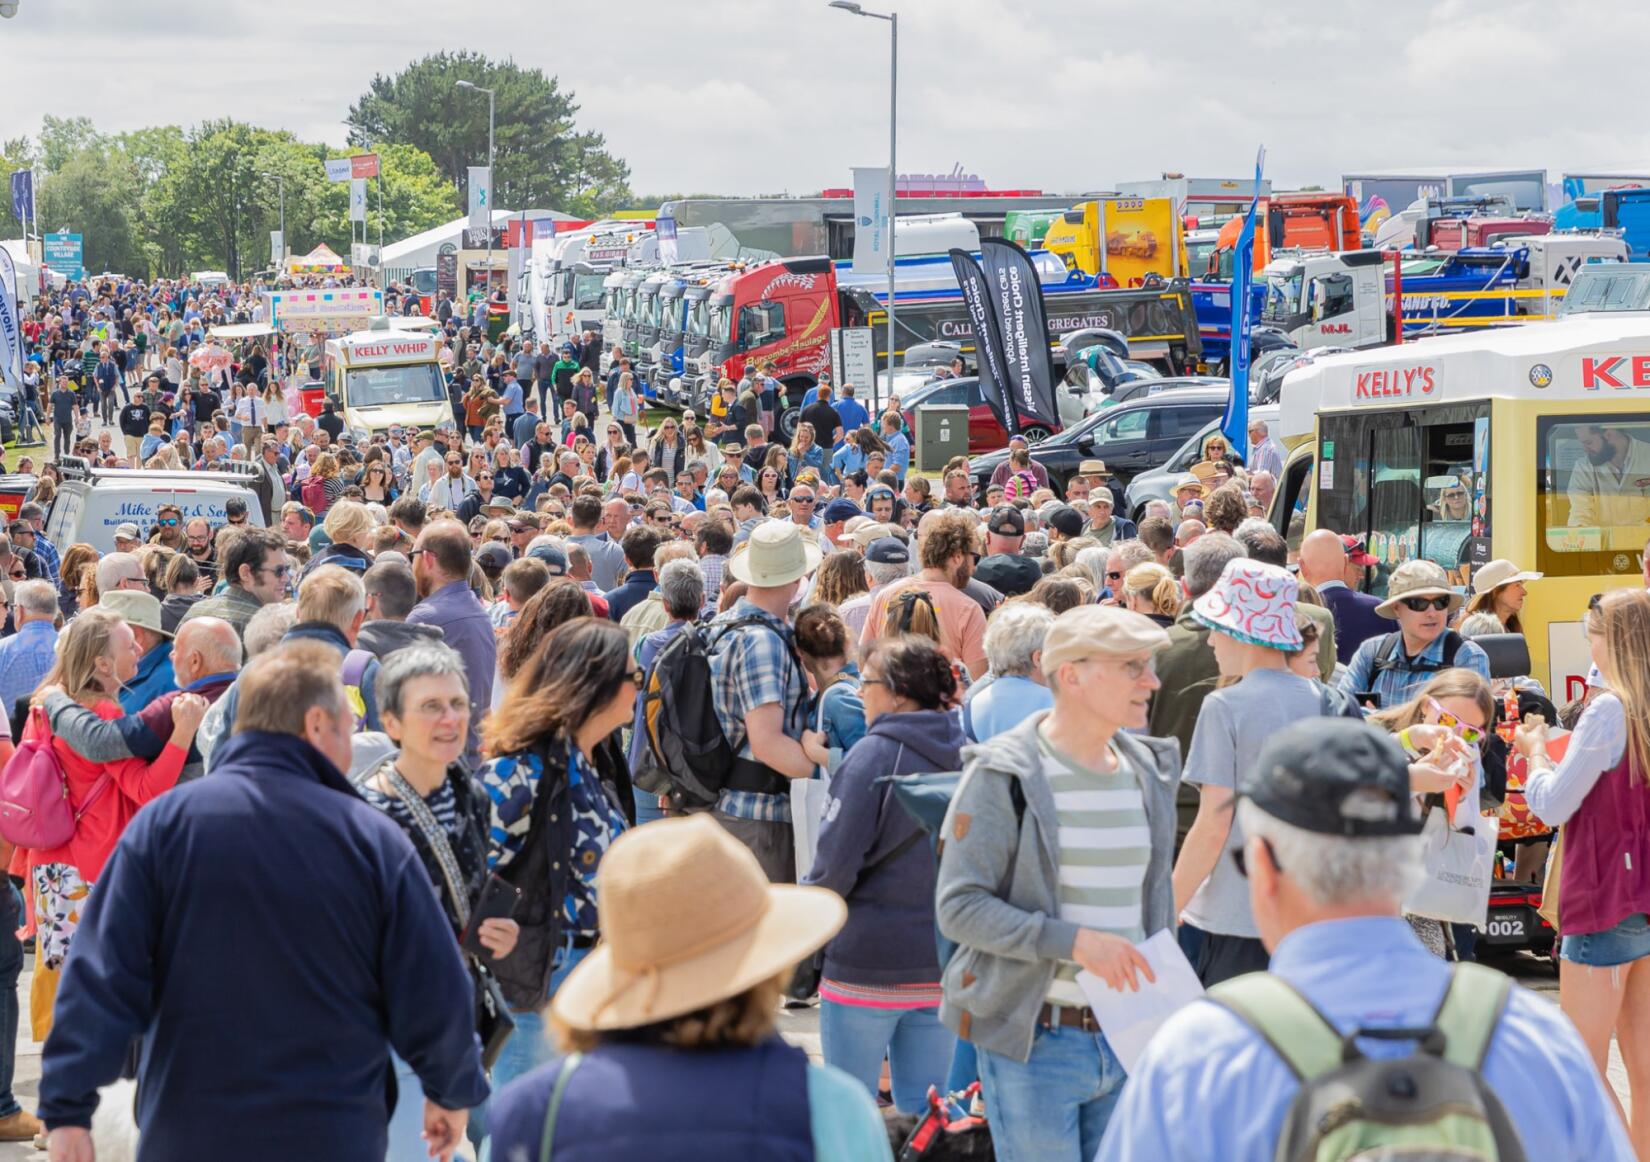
[345,362,447,408]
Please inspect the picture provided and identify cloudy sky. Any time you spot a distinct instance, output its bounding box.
[3,0,1649,201]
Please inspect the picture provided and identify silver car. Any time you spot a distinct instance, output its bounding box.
[1123,404,1280,522]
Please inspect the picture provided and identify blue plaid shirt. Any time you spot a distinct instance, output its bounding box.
[1336,630,1491,710]
[708,599,809,822]
[31,533,60,589]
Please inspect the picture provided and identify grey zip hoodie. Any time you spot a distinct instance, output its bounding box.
[935,710,1181,1062]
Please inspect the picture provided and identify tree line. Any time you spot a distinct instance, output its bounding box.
[0,51,635,280]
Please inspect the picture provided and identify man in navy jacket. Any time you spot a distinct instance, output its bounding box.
[1298,530,1386,666]
[38,640,487,1162]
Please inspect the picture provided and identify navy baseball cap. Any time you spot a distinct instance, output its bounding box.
[476,543,513,572]
[822,499,861,524]
[1241,718,1423,838]
[866,537,910,565]
[527,543,570,576]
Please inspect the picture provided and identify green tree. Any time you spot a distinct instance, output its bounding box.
[345,51,633,219]
[36,147,146,276]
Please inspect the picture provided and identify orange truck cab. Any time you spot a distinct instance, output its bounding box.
[1212,193,1363,275]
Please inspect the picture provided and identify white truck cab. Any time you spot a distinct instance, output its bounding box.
[1262,250,1390,349]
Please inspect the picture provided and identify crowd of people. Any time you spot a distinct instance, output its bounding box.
[0,272,1642,1162]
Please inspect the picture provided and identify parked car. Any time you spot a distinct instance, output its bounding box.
[1123,404,1281,522]
[900,374,1089,453]
[970,388,1232,500]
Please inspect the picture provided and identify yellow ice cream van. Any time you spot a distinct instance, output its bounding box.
[1274,281,1650,701]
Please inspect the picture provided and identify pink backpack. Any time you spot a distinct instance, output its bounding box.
[0,709,112,850]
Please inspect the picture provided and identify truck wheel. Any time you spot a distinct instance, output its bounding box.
[1022,424,1053,445]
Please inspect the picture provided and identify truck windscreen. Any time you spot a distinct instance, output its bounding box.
[574,274,607,310]
[346,362,447,407]
[709,304,733,344]
[1262,270,1303,323]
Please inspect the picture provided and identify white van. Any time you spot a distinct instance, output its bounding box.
[45,459,265,555]
[321,322,450,442]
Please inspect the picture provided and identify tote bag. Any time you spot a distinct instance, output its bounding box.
[1404,806,1497,928]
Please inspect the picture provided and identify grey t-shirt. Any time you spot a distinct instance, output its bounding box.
[569,532,625,591]
[1182,666,1325,939]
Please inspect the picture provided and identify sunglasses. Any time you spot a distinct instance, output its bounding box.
[158,517,179,527]
[1231,838,1281,878]
[1398,595,1452,613]
[1426,697,1487,745]
[628,668,646,687]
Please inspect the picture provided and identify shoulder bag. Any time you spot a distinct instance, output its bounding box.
[384,766,516,1071]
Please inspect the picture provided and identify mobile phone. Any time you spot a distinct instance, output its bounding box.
[460,875,522,959]
[1354,691,1381,709]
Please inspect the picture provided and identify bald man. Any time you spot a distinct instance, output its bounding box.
[1297,529,1385,664]
[38,615,243,782]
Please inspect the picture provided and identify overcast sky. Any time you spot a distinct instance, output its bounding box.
[4,0,1650,202]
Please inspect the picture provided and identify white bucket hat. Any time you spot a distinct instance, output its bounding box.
[1471,559,1542,596]
[729,520,821,588]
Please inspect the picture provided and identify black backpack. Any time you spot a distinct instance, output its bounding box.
[636,615,802,813]
[1373,629,1463,675]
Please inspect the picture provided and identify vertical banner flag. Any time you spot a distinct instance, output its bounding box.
[949,249,1016,437]
[1222,146,1266,461]
[9,171,32,227]
[0,247,20,393]
[349,178,368,224]
[978,238,1060,429]
[657,216,679,266]
[852,166,890,271]
[467,166,491,231]
[270,230,284,267]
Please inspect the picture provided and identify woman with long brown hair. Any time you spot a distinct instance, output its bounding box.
[495,579,593,698]
[479,618,639,1091]
[1522,589,1650,1152]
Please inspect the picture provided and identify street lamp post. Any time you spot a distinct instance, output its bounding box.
[828,0,897,413]
[456,80,497,304]
[260,172,285,274]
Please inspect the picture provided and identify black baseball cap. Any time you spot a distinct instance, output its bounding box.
[1240,719,1422,838]
[974,553,1042,597]
[987,506,1026,536]
[1046,504,1085,539]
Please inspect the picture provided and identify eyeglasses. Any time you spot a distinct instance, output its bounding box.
[1072,655,1156,681]
[1106,570,1123,581]
[628,668,647,688]
[1398,595,1452,613]
[792,495,815,504]
[158,517,179,527]
[1231,838,1281,878]
[256,564,291,579]
[1426,697,1487,745]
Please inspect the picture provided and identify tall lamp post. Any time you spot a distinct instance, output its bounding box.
[260,171,286,275]
[828,0,896,412]
[455,79,497,302]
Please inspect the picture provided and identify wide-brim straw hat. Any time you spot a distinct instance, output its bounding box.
[552,815,846,1032]
[1471,559,1543,596]
[729,520,821,587]
[1374,559,1464,618]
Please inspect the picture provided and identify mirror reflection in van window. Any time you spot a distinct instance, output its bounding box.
[1539,418,1650,568]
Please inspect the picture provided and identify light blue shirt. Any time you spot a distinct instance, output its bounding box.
[962,674,1052,742]
[1096,916,1634,1162]
[807,1062,895,1161]
[0,620,58,718]
[1336,629,1491,710]
[884,430,911,482]
[499,381,524,417]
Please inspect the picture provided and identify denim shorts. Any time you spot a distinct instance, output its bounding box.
[1561,912,1650,967]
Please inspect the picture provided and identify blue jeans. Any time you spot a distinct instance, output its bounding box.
[976,1025,1127,1162]
[0,885,18,1120]
[633,786,668,825]
[819,1000,953,1115]
[944,1037,979,1099]
[1563,912,1650,967]
[483,942,590,1094]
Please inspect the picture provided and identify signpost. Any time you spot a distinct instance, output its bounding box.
[436,243,458,301]
[829,326,877,397]
[42,232,83,281]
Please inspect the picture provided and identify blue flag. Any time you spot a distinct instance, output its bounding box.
[1221,147,1265,462]
[8,171,31,226]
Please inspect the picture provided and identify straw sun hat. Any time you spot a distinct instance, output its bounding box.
[551,815,846,1032]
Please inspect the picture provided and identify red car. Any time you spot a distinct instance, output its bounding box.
[898,375,1059,454]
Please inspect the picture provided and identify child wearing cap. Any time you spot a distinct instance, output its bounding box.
[1173,558,1360,988]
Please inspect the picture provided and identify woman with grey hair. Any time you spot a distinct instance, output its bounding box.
[963,603,1056,741]
[359,642,518,1160]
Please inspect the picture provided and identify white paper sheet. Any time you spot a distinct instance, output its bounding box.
[1075,928,1206,1073]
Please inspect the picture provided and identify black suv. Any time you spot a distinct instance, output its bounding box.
[970,388,1230,500]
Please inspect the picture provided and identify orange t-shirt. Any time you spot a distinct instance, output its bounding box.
[859,576,988,680]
